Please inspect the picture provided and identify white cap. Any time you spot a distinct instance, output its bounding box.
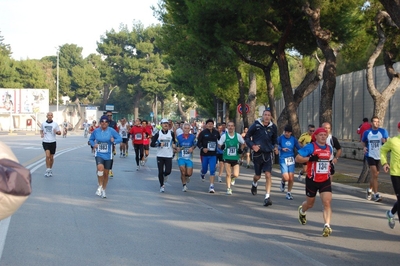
[160,118,168,124]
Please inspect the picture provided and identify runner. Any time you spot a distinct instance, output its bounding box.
[176,123,197,192]
[362,116,388,202]
[150,118,177,192]
[130,118,145,170]
[40,112,62,177]
[118,118,130,158]
[218,121,245,195]
[278,125,301,200]
[296,127,333,237]
[106,111,118,177]
[141,120,153,165]
[245,109,278,206]
[89,115,122,198]
[62,119,68,138]
[357,118,371,142]
[240,127,251,168]
[322,122,342,177]
[216,123,225,183]
[380,122,400,229]
[197,118,220,193]
[297,124,315,180]
[83,119,90,138]
[89,120,98,155]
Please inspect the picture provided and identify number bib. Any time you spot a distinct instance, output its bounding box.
[161,139,170,148]
[227,147,237,156]
[207,141,216,151]
[135,133,142,140]
[98,142,109,153]
[181,147,191,158]
[316,161,329,174]
[370,140,380,150]
[121,131,127,138]
[285,157,295,166]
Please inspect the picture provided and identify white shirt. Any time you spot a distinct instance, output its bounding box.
[156,130,174,158]
[41,120,60,143]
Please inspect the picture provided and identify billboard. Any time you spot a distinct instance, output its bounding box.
[0,89,49,113]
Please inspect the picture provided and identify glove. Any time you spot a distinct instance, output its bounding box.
[308,154,319,162]
[220,144,225,150]
[330,162,335,175]
[238,148,243,154]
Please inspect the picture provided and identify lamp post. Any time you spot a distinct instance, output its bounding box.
[56,48,59,122]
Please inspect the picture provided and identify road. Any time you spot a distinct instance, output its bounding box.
[0,135,399,266]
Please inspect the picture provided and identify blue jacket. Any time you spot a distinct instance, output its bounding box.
[245,119,278,153]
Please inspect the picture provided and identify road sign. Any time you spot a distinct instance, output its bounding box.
[105,104,114,111]
[237,104,250,114]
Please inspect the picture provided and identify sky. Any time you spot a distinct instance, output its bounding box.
[0,0,161,60]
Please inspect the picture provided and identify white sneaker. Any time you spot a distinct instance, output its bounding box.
[209,185,215,193]
[44,170,49,177]
[231,177,236,186]
[48,169,53,177]
[160,186,165,193]
[96,186,102,196]
[101,189,107,198]
[218,176,222,183]
[182,185,188,192]
[140,160,145,166]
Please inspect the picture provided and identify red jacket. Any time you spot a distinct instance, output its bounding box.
[357,122,371,141]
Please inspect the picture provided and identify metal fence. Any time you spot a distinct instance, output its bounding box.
[276,62,400,140]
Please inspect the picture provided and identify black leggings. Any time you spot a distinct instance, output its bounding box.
[390,175,400,220]
[134,144,144,166]
[157,157,172,186]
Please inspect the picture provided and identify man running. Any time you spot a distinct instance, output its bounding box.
[141,120,153,165]
[83,119,90,138]
[106,111,118,177]
[176,123,197,192]
[278,125,301,200]
[130,118,146,170]
[322,122,342,177]
[40,112,61,177]
[297,124,315,180]
[218,121,245,195]
[150,119,177,192]
[118,118,130,158]
[380,122,400,229]
[197,118,220,193]
[245,109,278,206]
[362,116,388,202]
[89,115,122,198]
[296,127,333,237]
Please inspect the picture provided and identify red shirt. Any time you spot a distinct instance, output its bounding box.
[142,125,153,145]
[130,126,146,144]
[357,122,371,141]
[307,142,331,182]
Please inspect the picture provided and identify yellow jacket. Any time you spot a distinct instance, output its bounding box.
[380,134,400,176]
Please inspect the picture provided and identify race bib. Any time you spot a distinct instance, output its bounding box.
[135,133,142,140]
[285,157,295,166]
[121,131,127,138]
[207,141,216,151]
[161,139,170,148]
[98,142,108,153]
[370,140,380,150]
[181,147,191,158]
[316,161,329,174]
[227,147,237,156]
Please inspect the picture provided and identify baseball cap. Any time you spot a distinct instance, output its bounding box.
[100,115,110,122]
[284,125,292,132]
[160,118,169,124]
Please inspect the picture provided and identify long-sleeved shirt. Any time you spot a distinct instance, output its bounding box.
[89,127,122,160]
[245,119,278,153]
[197,128,220,156]
[380,134,400,176]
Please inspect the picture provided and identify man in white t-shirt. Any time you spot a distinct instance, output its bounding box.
[40,112,61,177]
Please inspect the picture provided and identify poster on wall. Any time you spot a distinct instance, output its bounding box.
[0,89,49,113]
[86,107,97,123]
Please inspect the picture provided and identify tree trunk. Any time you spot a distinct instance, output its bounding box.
[247,70,257,126]
[235,68,248,131]
[380,0,400,28]
[357,159,371,183]
[73,98,84,131]
[177,100,187,122]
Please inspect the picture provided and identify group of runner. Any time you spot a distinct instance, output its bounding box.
[39,109,400,237]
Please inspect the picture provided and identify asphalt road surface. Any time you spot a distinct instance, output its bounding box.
[0,135,399,266]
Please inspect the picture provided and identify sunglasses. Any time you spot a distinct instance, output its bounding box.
[309,130,315,132]
[101,120,109,123]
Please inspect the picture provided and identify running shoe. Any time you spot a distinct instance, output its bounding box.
[246,165,250,169]
[140,160,145,166]
[218,176,222,183]
[185,175,191,183]
[122,153,126,158]
[239,160,243,166]
[96,186,102,196]
[44,170,49,177]
[164,175,168,183]
[298,205,307,225]
[373,193,382,202]
[251,184,257,195]
[101,189,107,199]
[120,152,123,158]
[137,166,139,171]
[231,177,236,186]
[160,186,165,193]
[201,174,205,182]
[109,170,114,178]
[209,185,215,193]
[280,181,285,192]
[297,170,303,181]
[226,188,232,195]
[263,197,272,206]
[366,188,372,200]
[386,210,395,229]
[182,185,188,192]
[286,192,293,200]
[322,225,332,237]
[48,169,53,177]
[126,151,128,156]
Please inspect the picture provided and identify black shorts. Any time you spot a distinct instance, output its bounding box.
[252,152,273,176]
[42,142,57,155]
[305,177,332,198]
[122,138,129,144]
[223,159,239,167]
[143,144,150,151]
[217,154,223,163]
[366,157,381,171]
[95,157,113,170]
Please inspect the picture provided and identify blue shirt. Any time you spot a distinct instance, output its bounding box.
[278,135,301,162]
[89,127,122,160]
[176,134,197,160]
[362,128,388,160]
